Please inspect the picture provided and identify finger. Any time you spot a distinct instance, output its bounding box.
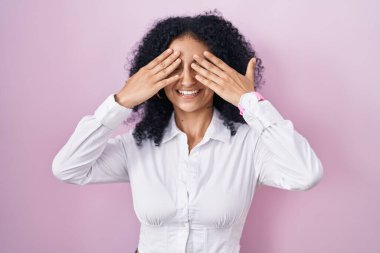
[194,74,223,95]
[151,50,181,75]
[153,57,182,82]
[156,73,180,89]
[193,54,229,80]
[203,51,236,76]
[145,48,173,70]
[245,57,256,83]
[202,51,243,85]
[191,62,224,86]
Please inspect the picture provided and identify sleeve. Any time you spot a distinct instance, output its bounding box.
[239,92,324,191]
[52,94,134,185]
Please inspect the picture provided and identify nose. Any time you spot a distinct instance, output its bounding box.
[180,65,197,86]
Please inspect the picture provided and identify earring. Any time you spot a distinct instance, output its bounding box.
[156,91,163,99]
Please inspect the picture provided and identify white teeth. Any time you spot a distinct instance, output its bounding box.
[177,90,200,95]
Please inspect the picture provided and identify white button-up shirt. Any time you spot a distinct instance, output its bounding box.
[52,92,324,253]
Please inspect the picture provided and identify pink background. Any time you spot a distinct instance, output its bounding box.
[1,0,379,252]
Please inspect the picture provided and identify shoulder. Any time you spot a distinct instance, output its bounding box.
[120,127,157,152]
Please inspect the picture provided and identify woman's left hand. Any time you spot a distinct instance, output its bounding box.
[191,51,257,107]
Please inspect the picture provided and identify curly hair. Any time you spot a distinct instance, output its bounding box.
[123,9,265,147]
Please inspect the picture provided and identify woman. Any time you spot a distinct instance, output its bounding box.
[52,10,324,253]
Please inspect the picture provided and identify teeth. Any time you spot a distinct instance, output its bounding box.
[177,90,200,95]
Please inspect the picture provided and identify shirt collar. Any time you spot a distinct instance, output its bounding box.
[161,108,231,144]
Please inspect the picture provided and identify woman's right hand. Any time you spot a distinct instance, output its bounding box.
[115,48,182,108]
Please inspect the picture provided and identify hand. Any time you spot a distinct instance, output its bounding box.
[115,48,182,108]
[190,51,256,107]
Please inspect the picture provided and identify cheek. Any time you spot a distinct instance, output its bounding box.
[204,88,214,97]
[163,84,174,93]
[201,89,215,104]
[163,85,176,101]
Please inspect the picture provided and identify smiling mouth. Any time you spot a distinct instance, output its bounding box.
[176,89,201,98]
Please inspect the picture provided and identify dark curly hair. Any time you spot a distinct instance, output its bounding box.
[123,9,265,147]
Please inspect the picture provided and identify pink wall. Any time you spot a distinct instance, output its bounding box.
[1,0,379,252]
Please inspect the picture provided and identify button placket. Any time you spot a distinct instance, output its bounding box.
[187,154,200,180]
[176,135,189,216]
[178,133,192,188]
[177,133,192,229]
[177,133,204,252]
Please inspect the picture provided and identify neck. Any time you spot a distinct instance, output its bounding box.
[173,105,214,141]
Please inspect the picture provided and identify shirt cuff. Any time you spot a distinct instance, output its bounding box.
[94,94,134,130]
[239,92,285,133]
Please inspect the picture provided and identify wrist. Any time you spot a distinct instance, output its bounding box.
[114,93,134,109]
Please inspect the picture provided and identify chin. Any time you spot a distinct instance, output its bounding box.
[175,104,204,113]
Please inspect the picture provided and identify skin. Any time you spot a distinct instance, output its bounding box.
[164,35,257,152]
[115,35,257,153]
[164,35,215,151]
